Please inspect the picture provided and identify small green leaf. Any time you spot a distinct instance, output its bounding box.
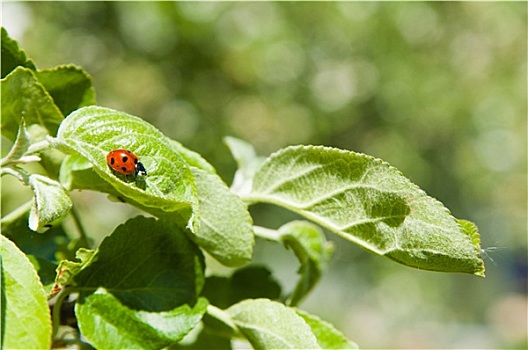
[1,235,51,349]
[187,167,254,267]
[0,119,40,166]
[1,27,36,78]
[295,309,358,349]
[1,67,63,141]
[250,145,485,276]
[227,298,320,349]
[74,216,207,349]
[28,174,72,232]
[37,64,96,116]
[224,136,264,195]
[54,106,198,221]
[54,248,96,290]
[278,221,333,306]
[203,266,281,309]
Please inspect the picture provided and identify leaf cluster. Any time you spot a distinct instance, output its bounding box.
[1,27,484,349]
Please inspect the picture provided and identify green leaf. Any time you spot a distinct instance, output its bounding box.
[277,221,333,306]
[37,64,96,116]
[53,248,96,292]
[295,309,358,349]
[77,292,208,350]
[28,174,73,232]
[1,235,51,349]
[224,136,264,195]
[250,145,485,276]
[1,67,64,141]
[203,266,281,309]
[187,167,254,267]
[1,27,36,78]
[74,216,207,349]
[227,298,320,349]
[54,106,199,222]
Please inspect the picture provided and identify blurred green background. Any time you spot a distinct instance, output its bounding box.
[3,2,526,348]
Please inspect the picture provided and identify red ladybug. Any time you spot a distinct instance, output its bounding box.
[106,149,147,176]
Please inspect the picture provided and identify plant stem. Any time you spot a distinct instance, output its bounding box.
[0,166,29,183]
[28,138,51,154]
[253,225,282,242]
[0,200,32,227]
[51,287,77,340]
[70,206,90,248]
[206,304,238,332]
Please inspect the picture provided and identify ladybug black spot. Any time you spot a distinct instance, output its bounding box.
[122,156,128,163]
[110,157,115,165]
[121,167,127,172]
[134,158,138,164]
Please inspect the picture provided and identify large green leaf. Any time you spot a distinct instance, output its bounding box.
[54,106,198,223]
[227,298,320,349]
[1,67,63,141]
[37,64,95,116]
[250,145,485,276]
[74,216,208,349]
[1,235,51,349]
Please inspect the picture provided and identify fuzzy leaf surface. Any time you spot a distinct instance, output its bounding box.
[28,174,72,232]
[1,235,51,349]
[75,217,207,349]
[54,106,198,222]
[250,145,485,276]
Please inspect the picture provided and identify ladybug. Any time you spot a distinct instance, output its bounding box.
[106,149,147,176]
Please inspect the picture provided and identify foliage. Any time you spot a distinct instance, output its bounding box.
[1,26,488,349]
